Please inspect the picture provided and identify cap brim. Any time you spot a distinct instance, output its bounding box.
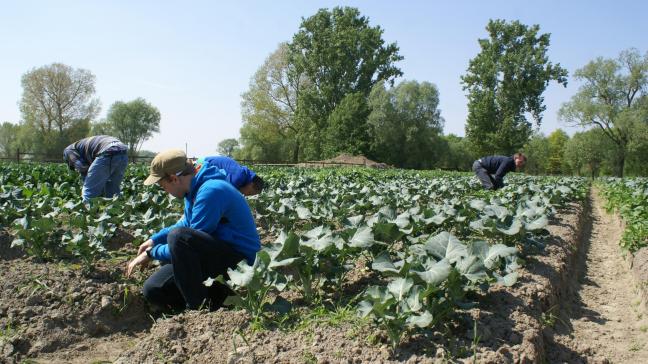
[143,174,163,186]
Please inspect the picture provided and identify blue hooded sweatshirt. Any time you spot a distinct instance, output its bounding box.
[148,164,260,264]
[198,156,257,190]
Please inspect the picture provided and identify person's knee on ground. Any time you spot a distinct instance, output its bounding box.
[142,278,163,307]
[207,283,234,311]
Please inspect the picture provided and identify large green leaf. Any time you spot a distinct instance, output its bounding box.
[424,231,467,263]
[483,244,518,269]
[349,226,375,248]
[525,215,548,231]
[497,218,522,236]
[388,278,413,301]
[413,260,451,286]
[406,311,433,328]
[372,252,399,274]
[296,205,312,219]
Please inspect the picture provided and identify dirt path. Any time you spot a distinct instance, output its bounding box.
[547,190,648,363]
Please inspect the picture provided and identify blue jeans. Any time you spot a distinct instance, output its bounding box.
[473,160,497,190]
[82,153,128,202]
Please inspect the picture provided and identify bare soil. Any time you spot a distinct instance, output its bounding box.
[2,188,648,363]
[299,154,389,168]
[545,190,648,364]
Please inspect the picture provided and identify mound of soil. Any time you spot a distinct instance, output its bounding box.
[633,248,648,305]
[0,258,151,362]
[0,230,25,261]
[299,154,389,168]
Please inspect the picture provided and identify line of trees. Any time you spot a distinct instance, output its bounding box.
[233,7,647,176]
[526,49,648,177]
[0,63,161,161]
[3,7,645,176]
[235,7,479,170]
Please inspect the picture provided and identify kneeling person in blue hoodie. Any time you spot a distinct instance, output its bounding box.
[196,156,264,196]
[125,149,261,311]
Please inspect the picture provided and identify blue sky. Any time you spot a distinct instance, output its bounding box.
[1,0,646,156]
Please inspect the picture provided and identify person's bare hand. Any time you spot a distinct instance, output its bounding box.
[125,252,150,278]
[137,239,154,255]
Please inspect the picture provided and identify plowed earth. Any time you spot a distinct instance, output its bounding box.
[1,189,647,363]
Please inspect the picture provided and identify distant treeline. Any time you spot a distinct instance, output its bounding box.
[2,7,646,176]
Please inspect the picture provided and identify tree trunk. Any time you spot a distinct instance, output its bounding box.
[617,153,625,177]
[292,141,300,163]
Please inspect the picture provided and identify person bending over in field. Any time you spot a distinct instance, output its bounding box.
[125,149,260,312]
[196,156,264,196]
[472,153,526,190]
[63,135,129,203]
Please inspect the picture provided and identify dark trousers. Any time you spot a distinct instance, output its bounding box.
[473,160,496,190]
[142,227,244,311]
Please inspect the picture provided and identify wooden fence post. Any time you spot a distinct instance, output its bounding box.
[16,148,20,163]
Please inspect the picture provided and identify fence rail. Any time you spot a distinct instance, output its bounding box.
[0,149,156,164]
[0,150,464,170]
[0,150,384,168]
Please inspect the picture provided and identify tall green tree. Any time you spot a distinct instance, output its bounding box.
[288,6,403,159]
[19,63,100,158]
[239,43,305,162]
[367,80,444,168]
[217,138,240,157]
[437,134,475,171]
[462,19,568,156]
[563,129,615,177]
[0,122,19,158]
[523,133,550,175]
[559,48,648,176]
[104,98,161,158]
[325,92,370,156]
[547,129,569,174]
[625,103,648,176]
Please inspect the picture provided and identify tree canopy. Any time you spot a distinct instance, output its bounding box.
[462,19,568,156]
[287,6,403,159]
[559,48,648,176]
[0,122,19,158]
[103,98,161,157]
[217,138,240,157]
[367,80,444,169]
[19,63,100,157]
[239,43,305,162]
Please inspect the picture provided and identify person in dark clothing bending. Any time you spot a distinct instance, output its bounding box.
[472,153,526,190]
[63,135,129,202]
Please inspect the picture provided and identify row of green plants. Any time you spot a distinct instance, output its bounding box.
[598,177,648,252]
[209,168,588,348]
[1,162,589,348]
[0,162,181,271]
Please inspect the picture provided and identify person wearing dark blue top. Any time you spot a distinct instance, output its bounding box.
[63,135,128,202]
[472,153,526,190]
[197,156,264,196]
[125,149,261,311]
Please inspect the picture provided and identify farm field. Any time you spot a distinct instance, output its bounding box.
[1,163,648,363]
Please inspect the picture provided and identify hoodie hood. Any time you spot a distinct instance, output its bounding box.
[187,164,227,201]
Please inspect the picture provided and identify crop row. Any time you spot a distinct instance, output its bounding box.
[0,162,589,348]
[598,177,648,252]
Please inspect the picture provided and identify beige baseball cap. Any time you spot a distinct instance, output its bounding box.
[143,149,191,185]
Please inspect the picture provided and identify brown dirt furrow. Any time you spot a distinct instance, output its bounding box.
[546,189,648,363]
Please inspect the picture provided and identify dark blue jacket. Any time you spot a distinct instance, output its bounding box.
[63,135,127,174]
[149,164,260,264]
[197,156,257,190]
[479,155,516,187]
